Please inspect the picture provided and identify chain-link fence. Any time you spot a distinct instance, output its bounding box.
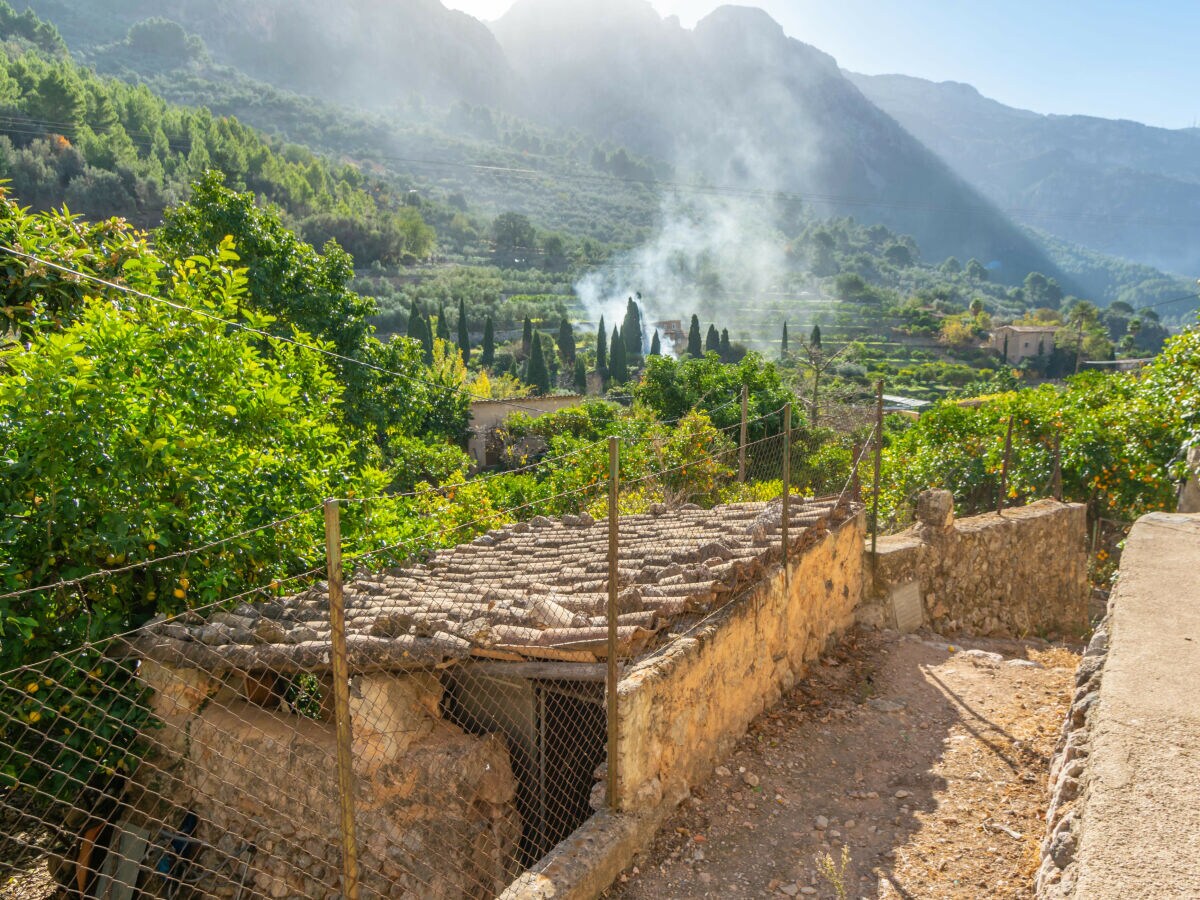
[1,396,874,900]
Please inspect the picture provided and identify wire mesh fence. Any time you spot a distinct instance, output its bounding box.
[1,396,874,900]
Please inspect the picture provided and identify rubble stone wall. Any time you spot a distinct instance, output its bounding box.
[615,513,866,811]
[137,665,519,899]
[864,493,1089,639]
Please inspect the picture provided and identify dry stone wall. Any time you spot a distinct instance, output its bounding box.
[135,663,520,899]
[864,493,1089,639]
[616,513,866,811]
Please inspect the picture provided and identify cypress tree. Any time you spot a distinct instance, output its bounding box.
[596,316,608,373]
[457,297,470,364]
[650,329,662,357]
[574,357,587,394]
[481,316,495,368]
[436,306,451,343]
[557,318,576,366]
[706,324,720,354]
[526,331,550,395]
[622,296,643,360]
[546,335,559,386]
[521,316,533,359]
[407,299,423,340]
[810,324,822,349]
[421,314,434,364]
[719,328,731,362]
[781,321,789,360]
[610,325,626,384]
[687,315,703,357]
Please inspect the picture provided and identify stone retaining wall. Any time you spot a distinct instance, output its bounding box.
[136,663,520,899]
[863,493,1089,639]
[615,512,866,811]
[1036,512,1200,899]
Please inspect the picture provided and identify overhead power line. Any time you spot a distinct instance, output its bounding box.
[0,244,558,415]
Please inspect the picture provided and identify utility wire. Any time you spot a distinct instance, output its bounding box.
[0,244,558,416]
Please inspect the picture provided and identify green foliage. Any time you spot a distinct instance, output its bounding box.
[0,40,433,266]
[595,315,607,372]
[687,314,702,358]
[0,228,389,667]
[481,315,495,367]
[878,361,1193,527]
[556,317,575,367]
[525,330,550,395]
[609,324,627,384]
[158,173,467,457]
[649,329,661,357]
[622,296,643,360]
[457,296,470,364]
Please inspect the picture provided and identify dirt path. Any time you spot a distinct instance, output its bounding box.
[605,630,1078,900]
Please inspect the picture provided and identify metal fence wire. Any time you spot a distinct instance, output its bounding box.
[1,400,870,900]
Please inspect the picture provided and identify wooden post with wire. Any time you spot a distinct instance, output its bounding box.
[782,403,792,574]
[1052,433,1063,501]
[738,384,749,483]
[324,499,361,900]
[871,381,884,569]
[998,415,1015,515]
[606,437,620,810]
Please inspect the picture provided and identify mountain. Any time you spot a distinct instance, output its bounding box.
[850,73,1200,276]
[490,1,1066,284]
[21,0,513,108]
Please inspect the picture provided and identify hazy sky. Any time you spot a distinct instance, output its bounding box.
[445,0,1199,129]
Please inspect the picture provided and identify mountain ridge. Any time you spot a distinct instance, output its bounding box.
[851,71,1200,276]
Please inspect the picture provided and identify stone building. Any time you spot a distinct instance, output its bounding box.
[990,325,1059,365]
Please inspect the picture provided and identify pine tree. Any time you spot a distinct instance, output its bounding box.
[436,306,451,343]
[557,318,576,366]
[481,316,495,368]
[407,299,423,340]
[781,321,789,360]
[719,328,731,362]
[706,324,720,354]
[596,316,608,373]
[521,316,533,359]
[457,297,470,364]
[526,331,550,395]
[687,315,703,358]
[622,296,643,360]
[810,324,822,349]
[610,325,626,384]
[650,329,662,357]
[574,357,587,394]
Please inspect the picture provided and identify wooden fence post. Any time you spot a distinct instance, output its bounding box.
[606,437,620,810]
[738,385,749,484]
[782,403,792,573]
[998,415,1015,515]
[871,381,884,568]
[324,499,361,900]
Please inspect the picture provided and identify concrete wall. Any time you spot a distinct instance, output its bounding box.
[615,513,866,811]
[864,492,1089,639]
[1038,512,1200,899]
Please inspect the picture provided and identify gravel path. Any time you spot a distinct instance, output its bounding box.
[605,629,1078,900]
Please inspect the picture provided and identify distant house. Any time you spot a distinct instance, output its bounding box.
[989,325,1058,365]
[652,320,687,354]
[468,395,582,469]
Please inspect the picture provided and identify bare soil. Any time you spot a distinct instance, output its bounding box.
[605,629,1078,900]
